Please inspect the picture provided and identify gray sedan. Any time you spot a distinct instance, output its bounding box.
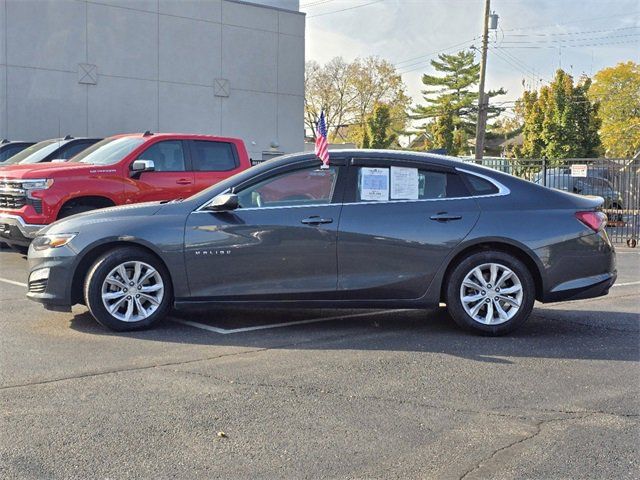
[26,150,616,335]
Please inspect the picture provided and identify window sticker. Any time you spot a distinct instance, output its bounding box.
[390,166,419,200]
[360,167,389,201]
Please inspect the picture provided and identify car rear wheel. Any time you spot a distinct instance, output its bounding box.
[445,251,535,335]
[84,247,172,331]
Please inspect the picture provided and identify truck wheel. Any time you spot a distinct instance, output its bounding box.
[445,251,535,336]
[58,205,96,219]
[84,247,172,331]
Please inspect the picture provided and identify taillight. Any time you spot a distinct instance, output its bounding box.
[575,211,607,232]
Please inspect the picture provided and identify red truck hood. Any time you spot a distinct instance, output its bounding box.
[0,162,108,179]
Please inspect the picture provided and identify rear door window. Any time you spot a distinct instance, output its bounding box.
[190,141,238,171]
[356,166,468,202]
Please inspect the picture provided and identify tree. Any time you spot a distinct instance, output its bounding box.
[517,69,601,160]
[411,49,506,155]
[362,103,397,149]
[588,61,640,158]
[304,57,410,142]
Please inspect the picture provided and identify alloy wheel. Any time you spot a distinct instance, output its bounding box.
[459,262,523,325]
[101,261,164,322]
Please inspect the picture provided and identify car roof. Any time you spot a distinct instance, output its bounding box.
[262,149,469,170]
[106,132,243,142]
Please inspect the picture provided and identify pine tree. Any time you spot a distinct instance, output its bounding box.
[412,49,505,155]
[365,103,397,149]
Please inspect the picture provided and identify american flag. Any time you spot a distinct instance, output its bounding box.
[315,111,330,168]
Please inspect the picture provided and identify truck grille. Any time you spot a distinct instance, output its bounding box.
[0,193,26,209]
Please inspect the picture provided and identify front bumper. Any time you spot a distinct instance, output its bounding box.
[26,251,76,312]
[0,213,44,246]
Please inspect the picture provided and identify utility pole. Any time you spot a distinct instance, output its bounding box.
[474,0,491,161]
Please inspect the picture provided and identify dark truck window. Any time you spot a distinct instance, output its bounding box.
[58,140,98,160]
[191,141,238,171]
[0,144,29,162]
[137,141,186,172]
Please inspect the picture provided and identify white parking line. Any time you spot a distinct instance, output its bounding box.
[613,281,640,287]
[0,277,27,288]
[171,309,409,335]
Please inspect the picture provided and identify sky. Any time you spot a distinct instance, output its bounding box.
[302,0,640,121]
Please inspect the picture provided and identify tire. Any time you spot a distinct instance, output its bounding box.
[84,246,172,331]
[58,204,97,219]
[8,244,29,255]
[445,251,535,336]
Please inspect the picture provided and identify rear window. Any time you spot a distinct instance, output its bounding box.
[465,174,499,196]
[191,141,237,171]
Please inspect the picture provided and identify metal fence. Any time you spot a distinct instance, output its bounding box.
[465,157,640,247]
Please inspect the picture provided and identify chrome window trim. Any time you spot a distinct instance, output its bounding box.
[193,167,510,213]
[455,167,511,196]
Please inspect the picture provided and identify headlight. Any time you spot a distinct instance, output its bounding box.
[21,179,54,199]
[21,179,54,190]
[31,233,77,251]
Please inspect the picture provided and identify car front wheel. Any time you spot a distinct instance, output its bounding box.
[445,251,535,335]
[84,247,172,331]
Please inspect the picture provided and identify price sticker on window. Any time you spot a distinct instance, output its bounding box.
[360,167,389,201]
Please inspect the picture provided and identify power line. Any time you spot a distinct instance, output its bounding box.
[307,0,385,18]
[500,32,640,45]
[394,36,480,66]
[497,39,640,49]
[300,0,335,8]
[502,12,638,33]
[397,39,479,74]
[503,25,639,38]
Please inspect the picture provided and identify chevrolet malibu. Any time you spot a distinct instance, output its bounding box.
[26,150,616,335]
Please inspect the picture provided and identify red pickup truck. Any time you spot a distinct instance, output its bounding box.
[0,132,251,251]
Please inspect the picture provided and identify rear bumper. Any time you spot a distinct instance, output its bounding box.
[537,230,617,303]
[0,213,43,245]
[542,271,617,302]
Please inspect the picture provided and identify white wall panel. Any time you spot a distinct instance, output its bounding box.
[159,82,220,134]
[88,75,157,136]
[88,2,158,80]
[6,0,85,71]
[159,15,221,85]
[7,66,87,140]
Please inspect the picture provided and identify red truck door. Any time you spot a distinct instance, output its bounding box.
[188,140,247,191]
[130,140,197,202]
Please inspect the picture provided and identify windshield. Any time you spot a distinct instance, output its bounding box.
[3,140,62,165]
[73,137,146,165]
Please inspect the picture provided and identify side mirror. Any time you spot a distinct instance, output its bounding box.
[131,159,155,173]
[205,193,239,211]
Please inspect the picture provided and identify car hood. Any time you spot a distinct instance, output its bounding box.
[43,202,164,235]
[0,162,106,179]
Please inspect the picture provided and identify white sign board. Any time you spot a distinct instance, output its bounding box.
[360,167,389,201]
[390,166,419,200]
[570,164,588,177]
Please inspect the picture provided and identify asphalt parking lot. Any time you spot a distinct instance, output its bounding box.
[0,247,638,479]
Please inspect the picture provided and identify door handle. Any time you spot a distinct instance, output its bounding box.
[301,216,333,225]
[430,213,462,222]
[176,178,193,185]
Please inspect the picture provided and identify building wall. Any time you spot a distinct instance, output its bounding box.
[0,0,305,159]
